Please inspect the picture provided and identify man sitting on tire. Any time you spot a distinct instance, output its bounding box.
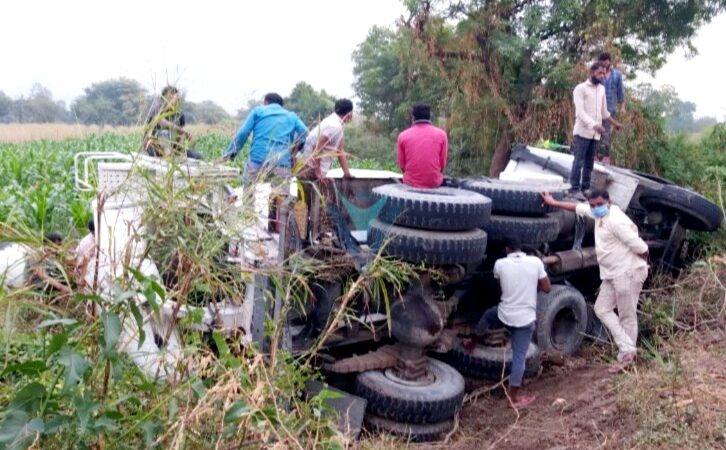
[396,102,448,188]
[464,236,550,408]
[541,189,649,373]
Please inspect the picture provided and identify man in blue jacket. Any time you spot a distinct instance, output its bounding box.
[598,52,625,165]
[221,93,307,184]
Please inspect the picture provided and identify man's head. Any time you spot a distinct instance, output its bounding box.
[263,93,284,106]
[503,236,522,254]
[44,232,64,247]
[598,52,612,71]
[412,102,431,122]
[161,85,180,106]
[334,98,354,123]
[589,61,607,85]
[585,189,611,218]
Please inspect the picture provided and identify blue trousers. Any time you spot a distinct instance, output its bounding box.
[474,306,534,387]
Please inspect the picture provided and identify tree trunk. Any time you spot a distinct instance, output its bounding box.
[488,128,513,177]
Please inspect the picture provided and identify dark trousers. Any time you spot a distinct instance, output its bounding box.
[569,135,598,191]
[474,306,534,387]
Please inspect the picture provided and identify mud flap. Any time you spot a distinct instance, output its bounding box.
[306,380,367,440]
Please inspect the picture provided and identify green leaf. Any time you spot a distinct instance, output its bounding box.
[101,311,122,355]
[224,400,252,423]
[191,379,206,399]
[1,360,48,377]
[9,383,46,415]
[43,414,70,434]
[92,416,119,433]
[142,421,162,449]
[212,331,241,369]
[0,410,44,450]
[46,332,68,357]
[73,393,98,434]
[56,347,90,391]
[128,301,146,349]
[36,318,77,330]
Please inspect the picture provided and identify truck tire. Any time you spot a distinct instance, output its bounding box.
[638,185,724,232]
[484,214,560,244]
[460,178,567,216]
[369,219,487,265]
[373,183,492,231]
[364,415,454,442]
[535,285,588,356]
[586,303,610,345]
[355,358,465,424]
[448,342,541,380]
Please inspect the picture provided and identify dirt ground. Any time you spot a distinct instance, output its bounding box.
[361,331,726,450]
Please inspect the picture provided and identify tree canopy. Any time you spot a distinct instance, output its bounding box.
[71,78,148,126]
[353,0,726,175]
[285,82,336,125]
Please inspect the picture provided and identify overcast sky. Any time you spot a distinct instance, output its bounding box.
[1,1,723,120]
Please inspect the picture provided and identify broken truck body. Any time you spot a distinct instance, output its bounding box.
[74,144,723,441]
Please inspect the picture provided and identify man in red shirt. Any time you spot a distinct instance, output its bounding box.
[397,102,448,188]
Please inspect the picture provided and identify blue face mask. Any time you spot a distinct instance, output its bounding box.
[591,204,609,218]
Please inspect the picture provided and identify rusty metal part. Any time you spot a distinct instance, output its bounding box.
[482,328,510,347]
[439,264,466,285]
[542,247,598,274]
[394,346,429,381]
[430,329,459,354]
[323,345,400,373]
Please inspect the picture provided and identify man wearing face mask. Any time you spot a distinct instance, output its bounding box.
[570,62,623,195]
[540,190,649,373]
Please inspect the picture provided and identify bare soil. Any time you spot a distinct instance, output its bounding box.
[361,332,726,450]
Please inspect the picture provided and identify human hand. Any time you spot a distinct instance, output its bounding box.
[593,125,605,135]
[343,171,354,179]
[540,192,556,206]
[215,155,231,165]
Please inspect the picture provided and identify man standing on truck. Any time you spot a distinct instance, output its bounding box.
[298,99,354,241]
[220,93,308,184]
[570,62,622,194]
[396,102,448,188]
[597,52,626,165]
[144,86,202,160]
[464,236,551,408]
[540,189,648,373]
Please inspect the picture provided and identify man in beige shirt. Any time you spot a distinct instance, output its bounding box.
[541,189,648,372]
[570,62,622,194]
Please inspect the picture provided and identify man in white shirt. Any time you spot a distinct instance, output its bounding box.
[570,62,622,194]
[300,99,354,181]
[299,99,354,241]
[465,237,551,408]
[541,189,649,372]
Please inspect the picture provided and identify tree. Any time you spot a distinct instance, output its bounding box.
[9,84,70,123]
[184,100,230,124]
[635,83,720,134]
[285,82,335,125]
[71,78,148,126]
[0,91,13,123]
[353,0,726,175]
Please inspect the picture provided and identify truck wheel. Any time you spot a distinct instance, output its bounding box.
[369,219,487,265]
[535,285,588,356]
[355,358,465,424]
[484,214,560,244]
[364,414,454,442]
[638,185,724,232]
[586,303,610,345]
[373,183,492,231]
[460,178,567,216]
[448,342,541,380]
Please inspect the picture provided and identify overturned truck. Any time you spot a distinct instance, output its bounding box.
[75,144,723,442]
